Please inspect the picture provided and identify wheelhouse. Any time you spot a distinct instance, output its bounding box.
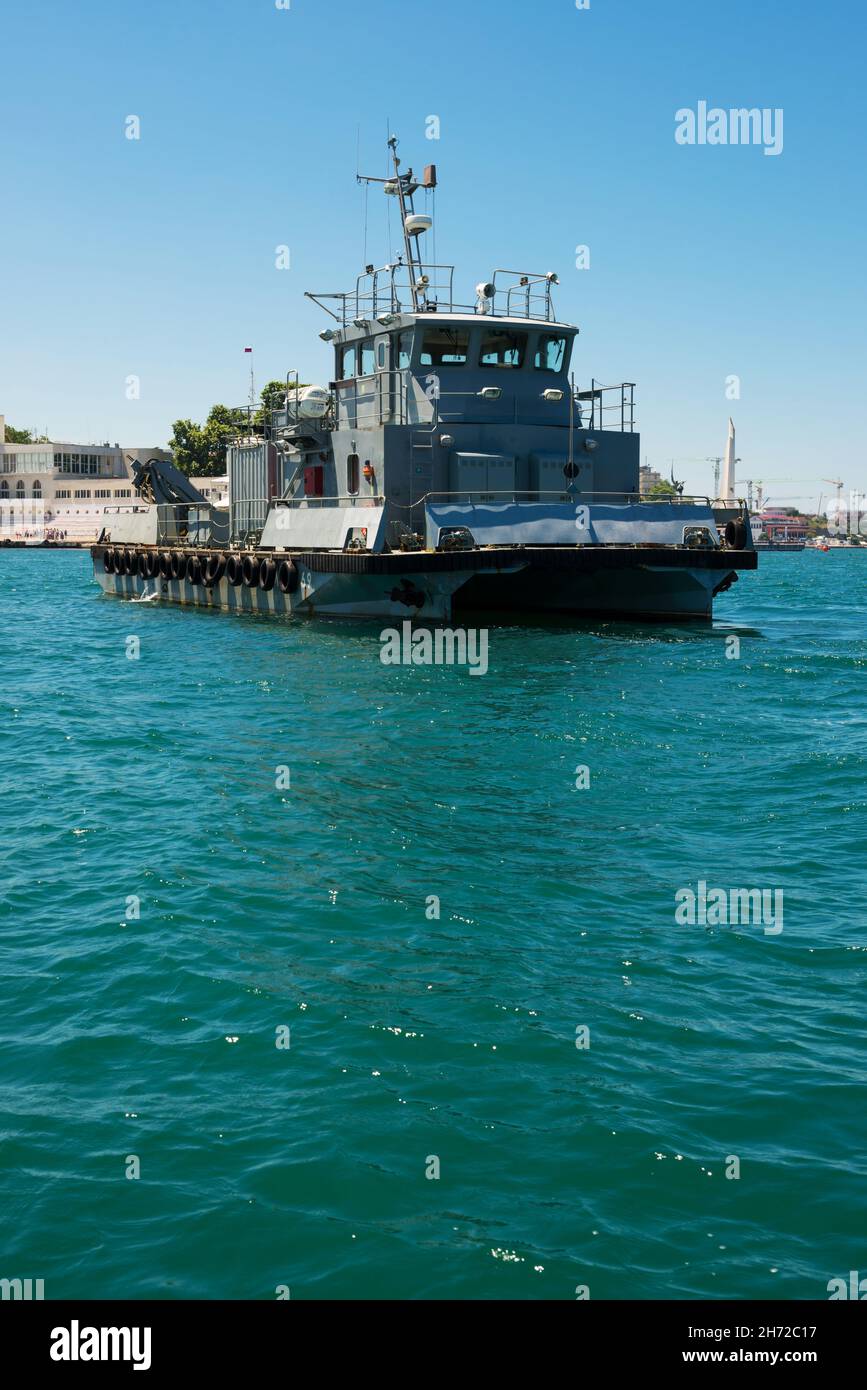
[333,316,576,387]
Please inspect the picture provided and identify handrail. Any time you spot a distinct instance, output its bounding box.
[227,376,638,443]
[421,490,725,506]
[328,373,637,433]
[306,260,563,327]
[272,494,385,507]
[127,493,749,555]
[152,501,229,548]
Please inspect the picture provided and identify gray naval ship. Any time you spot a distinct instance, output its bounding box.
[92,137,756,620]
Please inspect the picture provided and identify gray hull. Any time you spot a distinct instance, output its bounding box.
[92,545,753,621]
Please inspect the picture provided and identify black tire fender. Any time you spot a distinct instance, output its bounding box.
[205,553,226,585]
[277,558,299,595]
[724,517,747,550]
[258,557,277,591]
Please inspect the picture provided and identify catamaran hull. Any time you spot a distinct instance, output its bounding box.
[91,545,756,621]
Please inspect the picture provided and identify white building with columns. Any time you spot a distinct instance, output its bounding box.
[0,414,224,542]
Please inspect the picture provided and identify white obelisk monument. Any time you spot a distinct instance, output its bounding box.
[719,418,737,502]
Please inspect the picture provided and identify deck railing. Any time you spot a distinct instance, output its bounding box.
[576,381,636,432]
[305,263,561,326]
[232,376,637,442]
[420,491,726,507]
[154,504,229,547]
[139,493,749,553]
[327,373,637,433]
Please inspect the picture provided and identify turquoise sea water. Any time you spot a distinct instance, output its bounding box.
[1,548,865,1301]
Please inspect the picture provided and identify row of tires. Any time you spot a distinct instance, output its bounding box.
[103,547,299,594]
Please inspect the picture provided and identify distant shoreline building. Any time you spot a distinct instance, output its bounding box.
[0,414,171,541]
[754,507,808,543]
[0,413,225,543]
[639,463,665,494]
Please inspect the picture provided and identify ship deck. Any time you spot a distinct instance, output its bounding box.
[287,545,758,577]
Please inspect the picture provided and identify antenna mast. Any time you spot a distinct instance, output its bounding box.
[356,135,438,315]
[388,136,422,311]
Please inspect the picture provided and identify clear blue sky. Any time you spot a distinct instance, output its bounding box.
[1,0,864,504]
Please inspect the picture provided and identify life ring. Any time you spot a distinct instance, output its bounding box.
[258,557,277,591]
[277,558,299,595]
[226,554,243,586]
[103,549,114,575]
[242,554,259,588]
[204,553,226,585]
[185,553,203,585]
[170,551,185,580]
[724,518,747,550]
[158,552,172,580]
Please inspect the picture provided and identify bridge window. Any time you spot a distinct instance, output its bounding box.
[396,331,413,369]
[420,325,469,366]
[480,329,527,368]
[360,340,376,376]
[535,334,568,372]
[338,344,358,379]
[377,342,386,369]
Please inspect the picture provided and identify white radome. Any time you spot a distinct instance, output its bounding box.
[404,214,432,236]
[296,386,330,419]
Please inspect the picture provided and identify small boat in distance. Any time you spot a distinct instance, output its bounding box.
[92,137,756,621]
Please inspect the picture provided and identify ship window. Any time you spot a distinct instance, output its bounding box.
[479,329,527,368]
[420,326,469,366]
[377,342,386,369]
[360,340,376,376]
[396,331,413,369]
[534,334,568,372]
[339,344,358,379]
[346,453,359,495]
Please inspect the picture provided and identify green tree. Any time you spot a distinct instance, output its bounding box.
[647,479,679,497]
[169,381,309,476]
[258,380,289,418]
[202,404,241,474]
[3,425,33,443]
[168,418,209,475]
[169,406,247,476]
